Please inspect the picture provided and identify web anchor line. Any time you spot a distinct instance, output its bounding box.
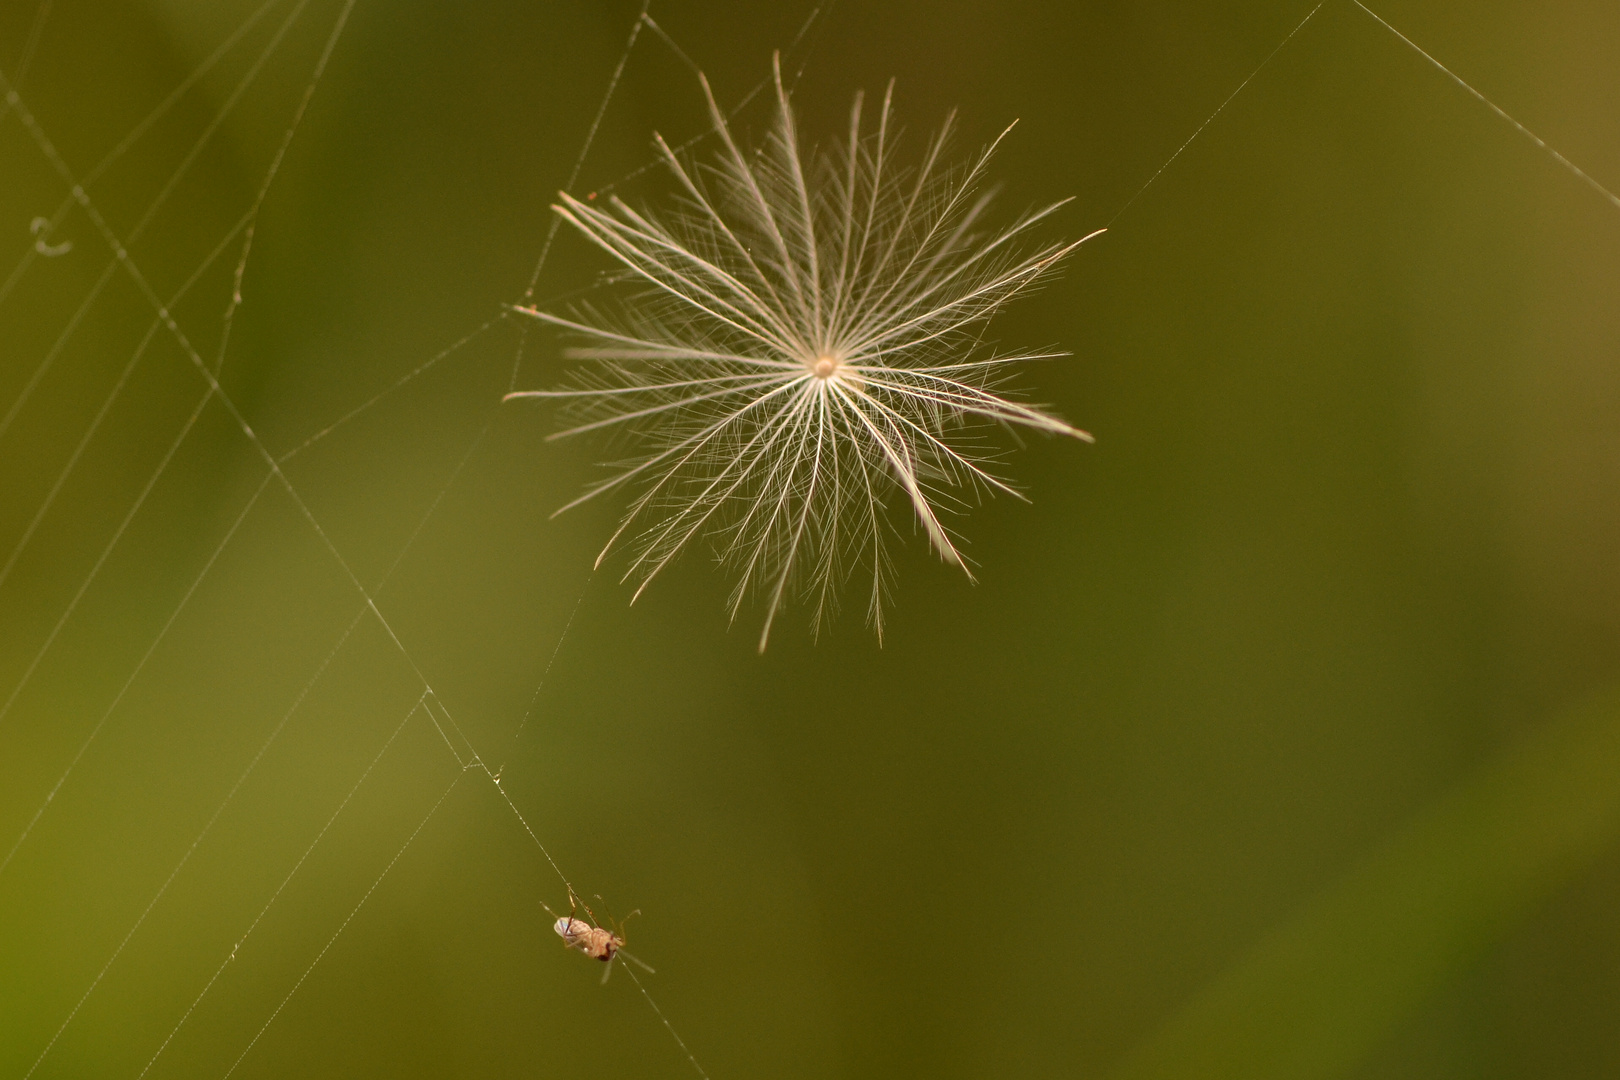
[1107,1,1325,228]
[0,0,288,314]
[0,0,322,438]
[221,770,467,1080]
[15,586,366,1080]
[1351,0,1620,213]
[0,466,275,880]
[134,690,433,1080]
[1109,0,1620,231]
[0,205,255,608]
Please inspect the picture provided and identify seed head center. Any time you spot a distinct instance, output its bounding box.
[811,353,841,380]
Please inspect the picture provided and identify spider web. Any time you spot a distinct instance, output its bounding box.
[0,1,804,1074]
[1,1,1616,1078]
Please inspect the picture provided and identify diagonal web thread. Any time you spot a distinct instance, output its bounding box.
[0,0,319,441]
[1351,0,1620,212]
[1108,0,1620,230]
[0,209,254,599]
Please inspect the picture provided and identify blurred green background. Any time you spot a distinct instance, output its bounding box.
[3,1,1620,1077]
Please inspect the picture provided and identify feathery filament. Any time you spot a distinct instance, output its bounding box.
[508,55,1103,650]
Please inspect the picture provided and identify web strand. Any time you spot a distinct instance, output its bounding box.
[1108,1,1326,227]
[0,3,724,1075]
[18,605,378,1080]
[0,2,483,1069]
[627,965,712,1080]
[1108,0,1620,230]
[134,689,431,1080]
[523,0,651,303]
[0,257,119,440]
[0,0,286,313]
[276,313,508,464]
[1,65,465,745]
[0,0,317,439]
[218,0,361,378]
[496,576,591,780]
[0,466,273,878]
[0,0,51,123]
[220,770,467,1080]
[271,5,836,452]
[509,0,652,394]
[0,209,254,596]
[1351,0,1620,213]
[70,409,498,1066]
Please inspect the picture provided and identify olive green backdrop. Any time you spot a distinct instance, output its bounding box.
[3,1,1619,1077]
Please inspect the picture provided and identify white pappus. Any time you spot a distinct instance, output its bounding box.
[508,53,1104,650]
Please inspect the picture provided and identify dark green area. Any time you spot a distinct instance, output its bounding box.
[2,1,1619,1077]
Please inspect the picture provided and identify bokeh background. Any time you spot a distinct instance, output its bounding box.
[3,1,1620,1077]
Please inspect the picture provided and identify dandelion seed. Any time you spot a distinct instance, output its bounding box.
[507,54,1103,651]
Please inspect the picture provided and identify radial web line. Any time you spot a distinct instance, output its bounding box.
[0,33,468,727]
[0,467,273,879]
[134,690,428,1080]
[509,0,652,394]
[521,0,651,302]
[6,9,521,916]
[15,369,499,1069]
[0,257,118,441]
[1106,0,1619,233]
[507,0,827,388]
[1351,0,1620,212]
[0,0,356,864]
[302,3,833,448]
[220,4,726,1064]
[218,0,361,380]
[0,0,319,437]
[114,410,490,1076]
[220,771,467,1080]
[120,0,324,250]
[15,587,367,1080]
[578,2,830,204]
[3,1,1611,1076]
[0,0,286,312]
[1108,1,1327,228]
[276,313,507,463]
[0,208,254,594]
[2,110,591,1075]
[496,577,591,779]
[78,0,287,192]
[627,965,712,1080]
[0,0,52,123]
[0,8,453,1071]
[17,387,484,1072]
[641,13,700,78]
[379,428,495,591]
[419,695,474,769]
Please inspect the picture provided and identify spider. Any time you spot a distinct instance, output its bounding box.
[542,890,654,984]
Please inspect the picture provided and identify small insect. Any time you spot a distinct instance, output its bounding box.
[542,890,654,984]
